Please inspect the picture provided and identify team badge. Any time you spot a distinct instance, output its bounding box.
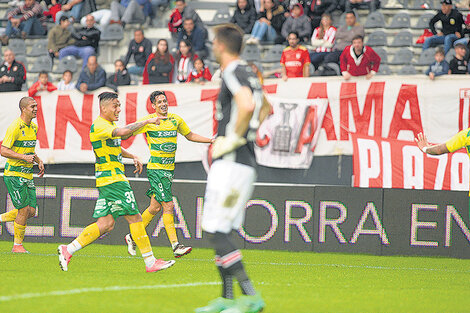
[139,46,144,52]
[22,130,25,136]
[450,18,455,25]
[13,66,17,71]
[296,53,301,58]
[0,66,5,71]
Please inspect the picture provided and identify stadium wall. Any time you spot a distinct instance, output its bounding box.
[1,176,469,259]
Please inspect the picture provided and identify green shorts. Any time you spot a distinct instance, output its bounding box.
[146,169,174,202]
[4,175,37,210]
[93,181,139,219]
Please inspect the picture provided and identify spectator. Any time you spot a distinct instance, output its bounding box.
[173,39,197,83]
[323,10,364,66]
[0,49,26,92]
[28,71,57,97]
[280,31,311,80]
[177,18,208,59]
[309,13,336,71]
[249,0,264,12]
[143,39,175,84]
[426,48,449,79]
[106,59,130,91]
[76,55,106,92]
[109,0,152,28]
[423,0,465,54]
[123,29,152,75]
[454,1,470,46]
[168,0,205,40]
[59,14,101,69]
[48,15,75,60]
[231,0,257,34]
[57,70,76,90]
[186,58,212,83]
[345,0,378,13]
[55,0,84,24]
[281,3,312,43]
[0,0,46,45]
[340,35,380,80]
[304,0,337,30]
[246,0,286,44]
[448,43,469,74]
[80,8,112,29]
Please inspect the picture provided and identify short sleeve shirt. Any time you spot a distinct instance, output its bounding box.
[280,46,311,78]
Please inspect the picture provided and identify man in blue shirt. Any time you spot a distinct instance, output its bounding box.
[177,18,207,59]
[76,55,106,93]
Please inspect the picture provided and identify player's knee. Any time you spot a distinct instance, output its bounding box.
[102,219,115,232]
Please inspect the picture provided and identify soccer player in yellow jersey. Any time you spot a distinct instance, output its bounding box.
[0,97,44,253]
[124,90,213,258]
[58,92,175,273]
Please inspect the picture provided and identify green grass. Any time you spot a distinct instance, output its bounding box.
[0,241,470,313]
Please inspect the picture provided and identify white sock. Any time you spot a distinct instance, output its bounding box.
[13,243,21,246]
[171,242,179,249]
[67,240,82,255]
[143,254,156,267]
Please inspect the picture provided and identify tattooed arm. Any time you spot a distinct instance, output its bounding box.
[112,117,161,138]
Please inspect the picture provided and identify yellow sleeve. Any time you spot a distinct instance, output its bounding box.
[132,114,152,135]
[2,123,19,149]
[446,128,470,152]
[177,116,191,136]
[94,121,118,140]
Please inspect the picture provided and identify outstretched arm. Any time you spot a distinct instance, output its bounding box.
[185,132,214,143]
[112,117,160,138]
[415,132,450,155]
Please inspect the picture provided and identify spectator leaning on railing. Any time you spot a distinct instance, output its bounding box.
[340,35,380,80]
[106,59,130,92]
[280,31,311,80]
[76,55,106,93]
[425,48,449,79]
[448,43,469,74]
[28,71,57,97]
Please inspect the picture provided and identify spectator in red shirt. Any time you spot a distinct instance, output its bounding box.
[186,58,212,84]
[280,31,311,80]
[28,71,57,97]
[340,35,380,80]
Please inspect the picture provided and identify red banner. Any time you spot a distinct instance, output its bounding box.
[351,133,469,191]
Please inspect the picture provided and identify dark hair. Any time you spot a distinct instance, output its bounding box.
[288,31,299,39]
[19,97,34,111]
[155,38,171,64]
[63,70,72,76]
[435,48,445,56]
[59,15,69,23]
[455,43,467,49]
[177,39,194,59]
[345,10,356,16]
[135,28,144,35]
[352,34,364,42]
[114,59,124,65]
[213,23,244,55]
[39,70,48,77]
[175,0,185,2]
[98,92,118,104]
[194,57,205,67]
[183,18,194,23]
[149,91,167,104]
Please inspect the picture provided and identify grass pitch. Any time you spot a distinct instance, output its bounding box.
[0,241,469,313]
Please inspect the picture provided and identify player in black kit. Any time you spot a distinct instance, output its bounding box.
[195,24,271,313]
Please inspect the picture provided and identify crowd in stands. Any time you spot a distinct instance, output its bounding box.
[0,0,468,94]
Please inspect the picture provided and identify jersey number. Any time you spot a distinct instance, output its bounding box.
[124,191,136,203]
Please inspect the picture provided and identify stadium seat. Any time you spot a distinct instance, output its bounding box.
[413,13,434,29]
[389,30,413,47]
[29,39,48,57]
[263,45,285,63]
[377,64,392,75]
[15,54,27,68]
[101,24,124,41]
[415,48,435,65]
[412,0,437,9]
[206,7,231,26]
[374,47,388,64]
[366,30,387,46]
[388,12,411,29]
[398,65,417,75]
[364,11,386,28]
[53,56,78,74]
[389,48,414,65]
[445,48,455,63]
[241,44,261,62]
[29,55,52,73]
[8,38,26,56]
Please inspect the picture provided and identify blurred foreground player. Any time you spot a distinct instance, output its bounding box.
[195,24,271,313]
[124,90,213,258]
[0,97,44,253]
[58,92,175,273]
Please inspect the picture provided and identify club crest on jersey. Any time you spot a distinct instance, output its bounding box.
[13,66,17,72]
[21,130,25,136]
[0,66,5,71]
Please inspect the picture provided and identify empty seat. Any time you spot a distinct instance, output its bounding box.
[389,12,411,29]
[413,13,434,29]
[262,45,284,63]
[53,56,78,74]
[101,24,124,41]
[377,64,392,75]
[412,0,436,9]
[398,65,417,75]
[366,30,387,46]
[15,54,27,68]
[29,39,48,57]
[206,7,231,26]
[8,39,26,56]
[29,55,52,73]
[389,48,414,65]
[415,48,435,65]
[389,30,413,47]
[374,47,388,64]
[241,44,261,62]
[365,11,386,28]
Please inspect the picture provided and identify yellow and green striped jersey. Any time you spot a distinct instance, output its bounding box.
[2,117,38,179]
[446,128,470,195]
[90,116,127,187]
[135,113,191,171]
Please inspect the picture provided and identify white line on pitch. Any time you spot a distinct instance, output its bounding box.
[0,282,221,302]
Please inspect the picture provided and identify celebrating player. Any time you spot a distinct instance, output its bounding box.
[124,90,213,258]
[58,92,175,273]
[195,24,271,313]
[0,97,44,253]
